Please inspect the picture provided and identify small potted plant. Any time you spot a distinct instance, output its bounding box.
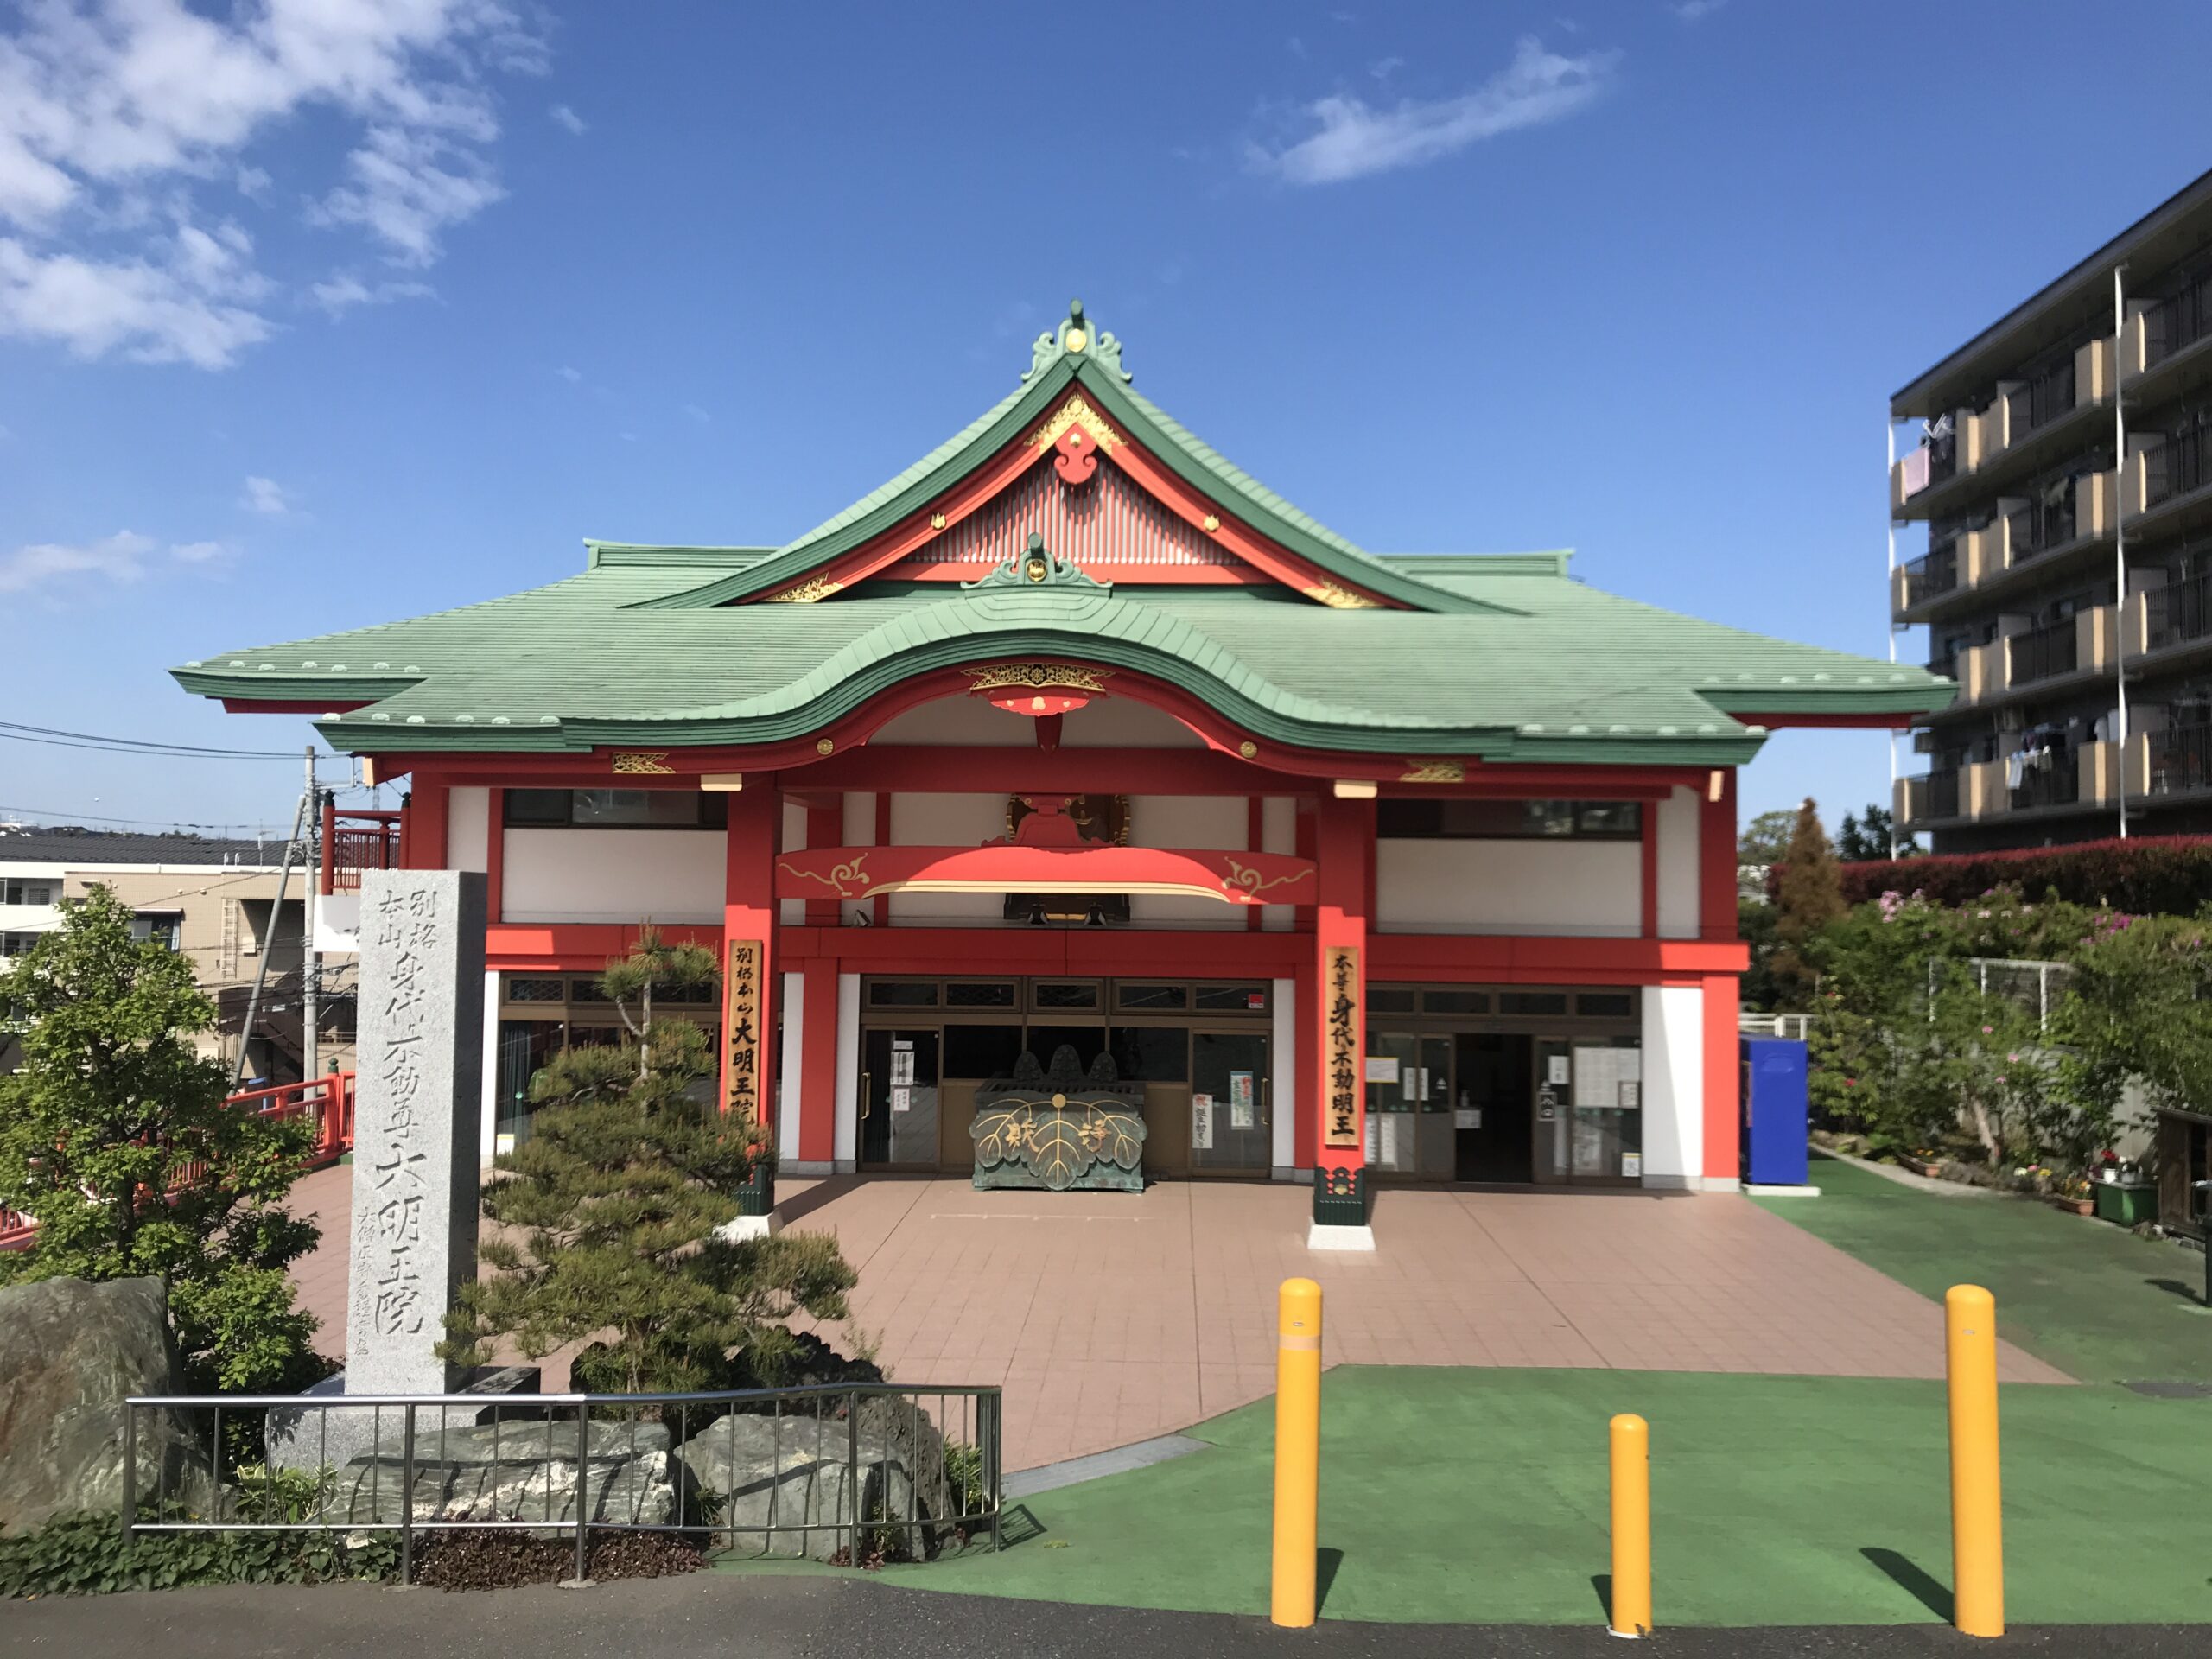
[2055,1173,2095,1217]
[1910,1147,1946,1179]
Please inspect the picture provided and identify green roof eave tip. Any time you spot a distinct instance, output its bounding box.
[584,541,779,571]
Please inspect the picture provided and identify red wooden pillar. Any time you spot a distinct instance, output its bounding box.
[402,779,448,869]
[798,957,840,1166]
[1311,792,1372,1232]
[721,785,779,1211]
[1699,769,1741,1186]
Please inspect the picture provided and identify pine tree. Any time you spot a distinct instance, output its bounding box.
[440,930,854,1394]
[0,887,324,1390]
[1770,798,1846,1009]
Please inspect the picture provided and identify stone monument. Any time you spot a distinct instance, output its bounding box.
[346,868,486,1394]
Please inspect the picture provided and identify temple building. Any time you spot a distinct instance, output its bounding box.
[176,302,1947,1243]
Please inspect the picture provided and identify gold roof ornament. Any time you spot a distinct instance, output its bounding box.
[611,750,675,775]
[967,662,1113,695]
[762,575,843,603]
[1302,580,1381,610]
[1398,760,1467,784]
[1028,393,1122,454]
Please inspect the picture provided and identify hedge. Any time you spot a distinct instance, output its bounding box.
[1835,836,2212,914]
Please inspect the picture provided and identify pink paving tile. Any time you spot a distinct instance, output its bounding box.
[285,1173,2070,1471]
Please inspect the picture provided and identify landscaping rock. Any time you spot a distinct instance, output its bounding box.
[671,1399,957,1560]
[0,1276,216,1533]
[312,1419,677,1529]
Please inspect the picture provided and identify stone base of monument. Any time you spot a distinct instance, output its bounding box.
[309,1419,677,1532]
[268,1364,542,1474]
[713,1212,783,1242]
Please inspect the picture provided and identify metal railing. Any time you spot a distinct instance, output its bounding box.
[123,1381,1002,1585]
[2149,724,2212,797]
[321,807,402,895]
[2006,620,2079,686]
[1900,543,1960,607]
[2009,756,2080,810]
[2005,494,2078,559]
[2145,572,2212,652]
[2150,275,2212,368]
[2007,361,2075,436]
[1738,1012,1810,1040]
[1908,767,1962,823]
[2149,422,2212,508]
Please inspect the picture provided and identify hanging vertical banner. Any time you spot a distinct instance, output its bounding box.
[1324,944,1361,1149]
[724,938,765,1122]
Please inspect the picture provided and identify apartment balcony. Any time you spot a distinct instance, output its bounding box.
[1895,766,1962,828]
[1937,600,2145,712]
[2146,725,2212,801]
[1891,470,2120,624]
[2144,572,2212,655]
[1899,741,2141,830]
[1892,340,2118,524]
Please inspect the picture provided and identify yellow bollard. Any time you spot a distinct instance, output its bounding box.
[1270,1276,1322,1628]
[1608,1414,1652,1638]
[1945,1284,2004,1638]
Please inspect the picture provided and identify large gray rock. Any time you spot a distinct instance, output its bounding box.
[0,1276,215,1533]
[311,1419,675,1529]
[671,1400,958,1561]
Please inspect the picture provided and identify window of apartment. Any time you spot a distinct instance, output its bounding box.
[1377,799,1643,840]
[502,789,728,830]
[1,931,41,957]
[1,880,57,906]
[130,912,181,950]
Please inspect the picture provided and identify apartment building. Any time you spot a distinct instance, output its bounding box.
[1892,167,2212,851]
[0,828,349,1082]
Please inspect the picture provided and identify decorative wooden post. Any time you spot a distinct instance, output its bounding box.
[1309,792,1372,1249]
[721,785,779,1218]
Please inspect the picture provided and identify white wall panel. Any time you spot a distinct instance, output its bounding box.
[448,787,490,875]
[1656,786,1700,940]
[840,792,877,925]
[1128,794,1248,928]
[1376,839,1640,935]
[778,970,804,1163]
[886,791,1004,922]
[1641,985,1705,1185]
[1271,976,1297,1173]
[502,829,723,924]
[1058,699,1204,748]
[871,697,1032,746]
[779,801,808,926]
[1261,797,1297,933]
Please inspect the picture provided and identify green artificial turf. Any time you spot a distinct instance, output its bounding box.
[1754,1152,2212,1386]
[849,1366,2212,1626]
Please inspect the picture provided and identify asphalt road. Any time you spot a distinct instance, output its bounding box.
[2,1576,2206,1658]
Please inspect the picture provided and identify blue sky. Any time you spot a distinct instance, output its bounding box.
[6,0,2210,837]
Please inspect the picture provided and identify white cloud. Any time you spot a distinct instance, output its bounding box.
[549,103,585,136]
[309,271,435,314]
[681,403,709,423]
[0,1,547,368]
[1249,36,1617,185]
[1672,0,1726,20]
[1370,55,1404,82]
[240,475,289,514]
[556,363,580,382]
[0,529,229,594]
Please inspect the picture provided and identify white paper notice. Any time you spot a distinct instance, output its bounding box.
[1191,1093,1215,1150]
[1365,1056,1400,1084]
[1454,1109,1481,1129]
[1378,1113,1400,1167]
[890,1086,912,1114]
[1364,1114,1380,1159]
[1621,1152,1643,1179]
[1547,1055,1570,1086]
[1229,1071,1255,1129]
[889,1046,916,1086]
[1573,1047,1643,1109]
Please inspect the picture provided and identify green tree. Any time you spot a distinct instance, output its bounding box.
[1770,799,1846,1008]
[0,887,324,1391]
[1837,804,1917,862]
[440,931,854,1395]
[2048,914,2212,1166]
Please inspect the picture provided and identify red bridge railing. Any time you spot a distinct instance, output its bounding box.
[321,804,402,895]
[0,1071,355,1252]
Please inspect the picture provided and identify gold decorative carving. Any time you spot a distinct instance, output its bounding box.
[1302,581,1381,610]
[611,750,674,775]
[778,855,872,899]
[1324,944,1362,1149]
[1223,858,1303,903]
[966,662,1112,695]
[763,575,844,604]
[1398,760,1466,784]
[1027,394,1122,453]
[815,737,836,756]
[930,512,947,530]
[1202,514,1220,532]
[1237,741,1258,760]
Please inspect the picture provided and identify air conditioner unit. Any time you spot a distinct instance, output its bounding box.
[1912,729,1938,755]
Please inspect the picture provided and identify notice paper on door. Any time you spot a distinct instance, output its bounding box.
[890,1086,912,1114]
[1228,1071,1255,1129]
[1572,1046,1642,1109]
[889,1045,915,1086]
[1191,1093,1215,1150]
[1364,1056,1399,1084]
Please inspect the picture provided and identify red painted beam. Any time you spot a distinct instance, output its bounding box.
[1726,711,1921,729]
[219,699,372,715]
[775,843,1314,907]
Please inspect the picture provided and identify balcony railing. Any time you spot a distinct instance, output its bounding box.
[2148,423,2212,509]
[2011,756,2081,810]
[2150,275,2212,369]
[321,806,402,894]
[1927,431,1959,486]
[2148,725,2212,797]
[2006,494,2078,559]
[2145,573,2212,652]
[2007,620,2081,686]
[2007,361,2077,437]
[1900,543,1960,607]
[1906,768,1962,823]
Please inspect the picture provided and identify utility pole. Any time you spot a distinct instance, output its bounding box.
[302,746,321,1082]
[2114,265,2132,840]
[232,784,308,1090]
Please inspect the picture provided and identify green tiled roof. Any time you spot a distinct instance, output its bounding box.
[173,550,1952,766]
[631,302,1492,615]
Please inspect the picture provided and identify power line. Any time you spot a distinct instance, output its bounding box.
[0,803,297,833]
[0,720,328,760]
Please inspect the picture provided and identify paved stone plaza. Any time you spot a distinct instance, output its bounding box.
[282,1168,2064,1472]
